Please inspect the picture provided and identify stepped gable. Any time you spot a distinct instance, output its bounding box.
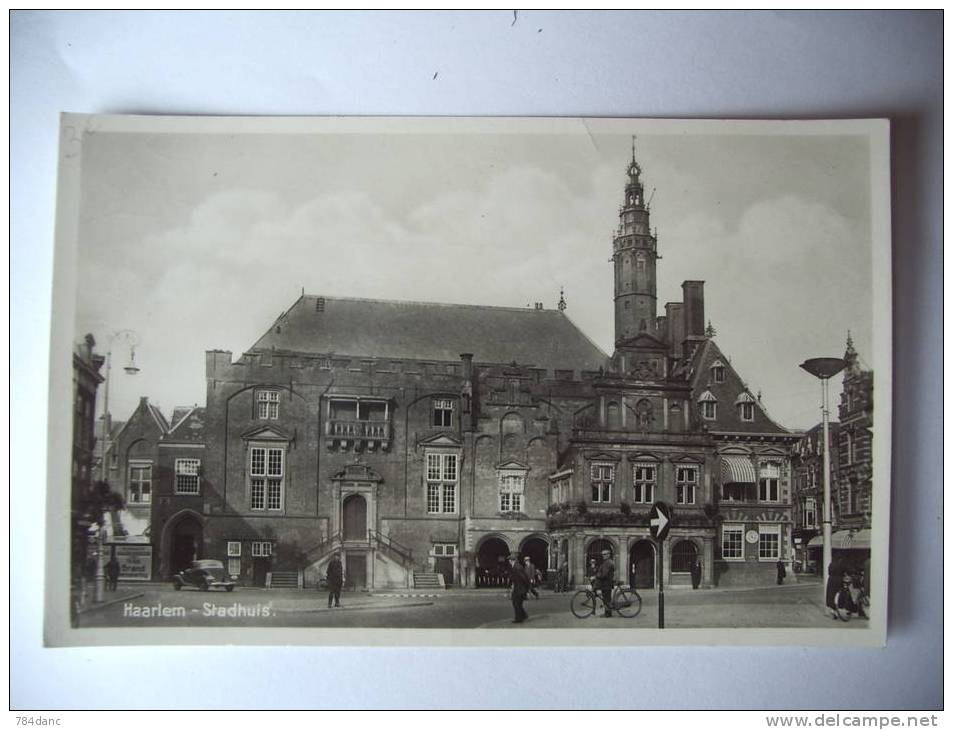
[250,294,610,372]
[688,339,790,435]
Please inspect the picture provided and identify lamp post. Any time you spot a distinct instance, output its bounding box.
[94,329,140,603]
[799,356,845,613]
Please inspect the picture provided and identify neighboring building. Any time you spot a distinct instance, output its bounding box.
[832,334,873,572]
[791,421,841,575]
[71,334,105,586]
[192,151,798,590]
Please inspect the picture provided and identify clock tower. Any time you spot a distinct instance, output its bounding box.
[612,145,658,345]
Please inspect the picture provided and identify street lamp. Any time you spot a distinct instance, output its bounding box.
[799,356,845,614]
[94,329,140,603]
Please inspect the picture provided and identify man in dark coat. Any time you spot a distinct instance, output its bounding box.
[825,561,843,618]
[776,559,787,585]
[690,559,702,590]
[595,549,615,617]
[326,553,344,608]
[106,554,121,591]
[508,554,530,623]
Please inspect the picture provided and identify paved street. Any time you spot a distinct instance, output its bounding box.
[76,579,868,630]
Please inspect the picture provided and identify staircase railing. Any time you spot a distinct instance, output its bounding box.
[303,531,342,563]
[369,529,413,565]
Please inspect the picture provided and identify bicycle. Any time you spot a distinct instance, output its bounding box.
[571,581,642,618]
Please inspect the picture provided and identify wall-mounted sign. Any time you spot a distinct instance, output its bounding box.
[114,544,153,581]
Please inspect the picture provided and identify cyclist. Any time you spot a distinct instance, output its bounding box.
[594,549,615,617]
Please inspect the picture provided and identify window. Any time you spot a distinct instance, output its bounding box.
[804,497,817,528]
[711,362,726,383]
[426,453,458,514]
[433,543,456,556]
[758,526,781,560]
[499,472,524,513]
[250,446,283,511]
[702,401,717,420]
[128,464,152,504]
[227,541,242,557]
[722,524,744,560]
[671,540,698,573]
[740,402,754,421]
[590,463,614,503]
[174,458,201,495]
[432,398,454,428]
[758,462,780,502]
[251,541,273,557]
[257,389,280,419]
[676,465,697,505]
[632,463,656,503]
[844,432,854,465]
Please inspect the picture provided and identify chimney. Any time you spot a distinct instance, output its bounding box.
[206,350,233,378]
[682,281,705,337]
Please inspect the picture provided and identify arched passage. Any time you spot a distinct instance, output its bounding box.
[168,514,203,575]
[476,536,511,587]
[629,539,655,589]
[671,539,699,574]
[519,536,549,583]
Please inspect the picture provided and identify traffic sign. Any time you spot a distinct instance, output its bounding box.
[649,501,672,541]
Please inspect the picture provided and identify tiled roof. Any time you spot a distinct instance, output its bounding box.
[250,295,609,372]
[688,339,790,435]
[167,407,205,442]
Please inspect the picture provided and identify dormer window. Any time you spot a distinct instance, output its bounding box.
[698,390,717,420]
[710,360,726,384]
[735,392,757,422]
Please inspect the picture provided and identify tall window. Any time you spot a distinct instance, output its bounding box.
[590,463,614,503]
[432,398,454,428]
[128,464,152,504]
[426,453,458,514]
[174,458,201,495]
[758,462,780,502]
[702,401,717,420]
[804,497,817,528]
[721,524,743,560]
[740,402,754,421]
[257,389,280,419]
[676,465,697,505]
[498,471,524,513]
[758,526,781,560]
[632,463,656,504]
[250,446,283,511]
[844,432,855,465]
[711,362,726,383]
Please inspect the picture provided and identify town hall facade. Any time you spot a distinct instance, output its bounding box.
[149,152,799,591]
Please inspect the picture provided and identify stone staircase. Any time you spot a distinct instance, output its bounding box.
[267,571,302,589]
[413,572,445,590]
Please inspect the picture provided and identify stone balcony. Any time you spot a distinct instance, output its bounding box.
[325,418,391,451]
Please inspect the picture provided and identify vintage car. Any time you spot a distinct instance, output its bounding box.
[172,559,236,592]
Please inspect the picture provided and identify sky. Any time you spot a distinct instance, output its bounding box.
[73,118,876,431]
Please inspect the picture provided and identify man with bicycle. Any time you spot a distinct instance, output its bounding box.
[594,549,615,617]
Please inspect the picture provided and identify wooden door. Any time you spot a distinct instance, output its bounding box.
[343,494,367,541]
[345,553,366,590]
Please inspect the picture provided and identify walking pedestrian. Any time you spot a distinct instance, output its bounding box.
[326,553,343,608]
[690,559,702,590]
[523,556,539,599]
[106,554,121,591]
[776,559,787,585]
[508,554,530,623]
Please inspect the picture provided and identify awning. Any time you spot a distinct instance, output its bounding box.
[806,530,870,550]
[720,456,756,483]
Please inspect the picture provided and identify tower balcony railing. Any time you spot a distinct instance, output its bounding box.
[325,419,391,451]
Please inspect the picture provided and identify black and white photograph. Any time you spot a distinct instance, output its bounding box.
[47,115,890,647]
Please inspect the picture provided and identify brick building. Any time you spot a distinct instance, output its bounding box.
[71,334,104,587]
[190,151,798,590]
[791,421,841,575]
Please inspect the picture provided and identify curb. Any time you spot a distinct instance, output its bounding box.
[275,601,434,614]
[76,592,144,615]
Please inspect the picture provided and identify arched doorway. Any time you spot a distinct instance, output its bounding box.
[476,536,511,587]
[629,540,655,589]
[520,536,549,584]
[671,539,698,574]
[342,494,367,541]
[586,539,615,579]
[169,514,203,575]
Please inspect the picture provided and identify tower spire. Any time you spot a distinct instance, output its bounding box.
[557,287,567,312]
